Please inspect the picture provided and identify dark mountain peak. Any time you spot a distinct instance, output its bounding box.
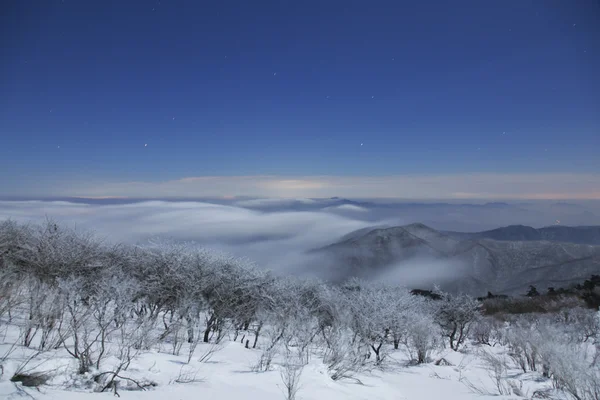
[334,223,441,245]
[481,225,541,241]
[483,202,511,207]
[496,224,538,231]
[444,224,600,245]
[403,222,434,230]
[353,223,439,242]
[315,224,431,253]
[360,226,422,240]
[324,197,371,208]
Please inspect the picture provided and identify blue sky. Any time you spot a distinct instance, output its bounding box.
[1,0,599,198]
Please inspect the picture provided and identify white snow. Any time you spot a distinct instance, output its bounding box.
[0,322,556,400]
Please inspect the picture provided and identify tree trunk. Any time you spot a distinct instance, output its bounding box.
[449,326,458,350]
[186,316,194,343]
[253,322,263,349]
[371,342,383,363]
[203,314,216,343]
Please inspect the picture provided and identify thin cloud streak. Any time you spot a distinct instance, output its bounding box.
[60,173,600,200]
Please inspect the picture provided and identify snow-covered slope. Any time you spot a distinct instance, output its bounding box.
[0,327,555,400]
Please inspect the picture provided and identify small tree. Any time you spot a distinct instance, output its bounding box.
[526,285,540,297]
[344,281,393,364]
[403,313,440,364]
[434,290,480,351]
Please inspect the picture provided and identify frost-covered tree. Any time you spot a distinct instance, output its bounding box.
[402,309,440,364]
[434,290,480,351]
[470,316,505,347]
[343,280,393,364]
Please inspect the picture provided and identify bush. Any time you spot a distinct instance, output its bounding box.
[482,295,586,316]
[11,372,52,387]
[403,315,440,364]
[434,290,480,351]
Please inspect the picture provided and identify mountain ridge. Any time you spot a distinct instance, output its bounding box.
[444,224,600,245]
[311,223,600,296]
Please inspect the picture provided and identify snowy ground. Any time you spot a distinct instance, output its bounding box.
[0,326,554,400]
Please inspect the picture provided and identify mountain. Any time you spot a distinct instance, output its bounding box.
[445,225,600,245]
[311,224,600,296]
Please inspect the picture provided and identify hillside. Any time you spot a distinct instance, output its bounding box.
[312,224,600,296]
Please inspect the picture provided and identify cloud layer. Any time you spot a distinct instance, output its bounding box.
[0,200,371,273]
[1,198,599,278]
[0,198,600,286]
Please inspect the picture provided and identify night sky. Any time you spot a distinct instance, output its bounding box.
[1,0,599,198]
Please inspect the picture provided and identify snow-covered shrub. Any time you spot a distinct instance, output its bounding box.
[545,341,600,400]
[252,278,321,371]
[434,290,481,351]
[504,312,600,399]
[561,307,600,343]
[402,312,440,364]
[279,347,305,400]
[343,280,419,364]
[470,316,505,346]
[479,349,512,396]
[323,325,369,382]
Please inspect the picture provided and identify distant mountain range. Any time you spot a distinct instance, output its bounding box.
[444,225,600,245]
[311,223,600,296]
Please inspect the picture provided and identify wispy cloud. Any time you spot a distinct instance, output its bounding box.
[56,173,600,200]
[0,200,371,273]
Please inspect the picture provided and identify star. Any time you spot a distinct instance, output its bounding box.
[573,23,576,27]
[360,143,363,146]
[273,72,277,76]
[371,96,375,99]
[57,145,60,149]
[502,131,505,135]
[172,117,175,120]
[144,144,148,147]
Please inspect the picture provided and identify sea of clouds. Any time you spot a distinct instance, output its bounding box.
[1,197,599,279]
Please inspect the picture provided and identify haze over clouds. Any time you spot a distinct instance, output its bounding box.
[8,173,600,200]
[75,173,598,200]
